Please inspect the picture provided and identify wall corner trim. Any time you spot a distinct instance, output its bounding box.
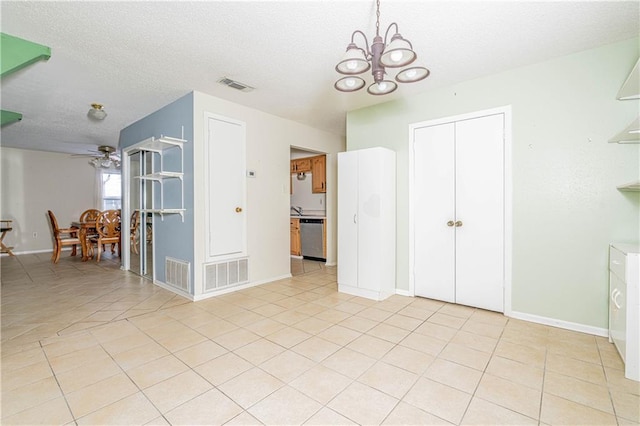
[508,310,608,337]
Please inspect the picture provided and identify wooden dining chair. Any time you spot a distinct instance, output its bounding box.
[130,210,141,255]
[89,209,121,262]
[47,210,80,263]
[79,209,101,223]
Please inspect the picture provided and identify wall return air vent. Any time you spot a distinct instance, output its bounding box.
[217,77,254,92]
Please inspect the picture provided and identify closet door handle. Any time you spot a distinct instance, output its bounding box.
[353,214,357,224]
[613,289,622,309]
[447,221,455,227]
[455,221,463,227]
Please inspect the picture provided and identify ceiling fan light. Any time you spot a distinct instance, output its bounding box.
[380,34,416,68]
[336,44,370,75]
[396,66,430,83]
[335,76,366,92]
[87,103,107,120]
[367,80,397,95]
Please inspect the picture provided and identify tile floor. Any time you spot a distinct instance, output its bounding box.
[1,252,639,425]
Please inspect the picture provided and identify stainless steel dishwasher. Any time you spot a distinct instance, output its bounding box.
[299,218,325,261]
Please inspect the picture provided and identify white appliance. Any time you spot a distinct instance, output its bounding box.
[609,243,639,381]
[337,147,396,301]
[412,110,506,312]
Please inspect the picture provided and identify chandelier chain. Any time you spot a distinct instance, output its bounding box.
[375,0,381,36]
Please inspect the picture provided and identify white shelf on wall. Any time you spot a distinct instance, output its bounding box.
[132,135,186,220]
[609,116,640,144]
[617,58,640,100]
[617,181,640,192]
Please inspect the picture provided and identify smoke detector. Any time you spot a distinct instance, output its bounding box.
[217,77,254,92]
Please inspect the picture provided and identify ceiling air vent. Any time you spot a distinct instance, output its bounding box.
[217,77,254,92]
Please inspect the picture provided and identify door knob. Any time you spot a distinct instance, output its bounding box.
[455,220,463,227]
[447,221,455,227]
[235,207,243,213]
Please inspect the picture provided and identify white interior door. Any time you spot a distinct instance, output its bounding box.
[455,114,505,312]
[413,112,505,312]
[414,123,456,302]
[207,115,246,259]
[337,151,359,288]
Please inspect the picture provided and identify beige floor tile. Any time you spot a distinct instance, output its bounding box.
[611,390,640,423]
[475,373,541,419]
[402,377,472,424]
[383,313,423,331]
[604,366,640,396]
[400,332,448,356]
[233,338,285,365]
[544,371,614,414]
[346,334,395,359]
[334,300,368,315]
[414,321,458,341]
[41,332,100,358]
[76,392,160,425]
[249,385,323,425]
[295,302,329,316]
[424,358,482,394]
[218,367,284,409]
[1,376,64,418]
[540,393,617,425]
[467,309,508,327]
[366,323,411,344]
[383,401,454,425]
[494,339,546,368]
[358,361,419,398]
[397,305,436,320]
[290,365,353,404]
[226,310,267,327]
[600,347,625,370]
[1,360,54,392]
[194,352,252,386]
[461,319,505,339]
[143,370,213,414]
[338,315,379,332]
[292,336,341,362]
[547,340,601,364]
[66,373,138,419]
[265,326,312,348]
[317,324,362,346]
[48,344,111,374]
[451,330,498,353]
[322,347,377,379]
[244,317,287,337]
[438,342,491,371]
[328,381,399,425]
[173,339,228,367]
[356,307,394,322]
[382,345,435,375]
[224,410,264,425]
[252,302,289,317]
[546,352,607,385]
[292,316,334,334]
[111,341,170,371]
[304,407,357,425]
[427,312,467,329]
[212,328,261,351]
[438,303,475,319]
[486,355,544,390]
[1,396,73,425]
[260,350,316,382]
[55,355,122,394]
[164,388,243,425]
[127,354,190,389]
[194,318,239,339]
[98,331,155,355]
[461,397,537,425]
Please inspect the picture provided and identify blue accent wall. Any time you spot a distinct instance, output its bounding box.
[119,92,194,290]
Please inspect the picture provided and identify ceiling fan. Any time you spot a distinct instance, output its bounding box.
[73,145,121,169]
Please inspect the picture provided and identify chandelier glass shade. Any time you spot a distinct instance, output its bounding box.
[334,0,429,95]
[90,157,120,169]
[87,103,107,120]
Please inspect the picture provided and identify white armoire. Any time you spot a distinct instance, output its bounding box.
[411,108,509,312]
[337,147,396,301]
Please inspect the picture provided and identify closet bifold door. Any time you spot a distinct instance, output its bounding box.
[454,114,504,312]
[413,123,456,303]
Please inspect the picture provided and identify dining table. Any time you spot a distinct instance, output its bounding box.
[71,220,97,261]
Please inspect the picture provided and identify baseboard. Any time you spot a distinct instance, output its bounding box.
[508,310,608,337]
[395,288,411,297]
[192,273,293,302]
[4,248,54,256]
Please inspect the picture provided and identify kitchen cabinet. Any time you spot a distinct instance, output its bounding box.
[337,147,396,301]
[412,110,506,312]
[290,218,301,256]
[291,158,311,173]
[311,155,326,193]
[609,243,639,381]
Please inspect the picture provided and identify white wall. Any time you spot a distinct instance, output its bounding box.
[192,91,344,287]
[347,38,640,330]
[0,147,96,253]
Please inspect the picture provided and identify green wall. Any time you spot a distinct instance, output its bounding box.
[347,38,640,330]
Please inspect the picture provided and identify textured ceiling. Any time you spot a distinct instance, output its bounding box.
[1,1,638,156]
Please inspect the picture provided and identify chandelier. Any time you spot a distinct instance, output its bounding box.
[87,103,107,120]
[334,0,430,95]
[90,157,120,169]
